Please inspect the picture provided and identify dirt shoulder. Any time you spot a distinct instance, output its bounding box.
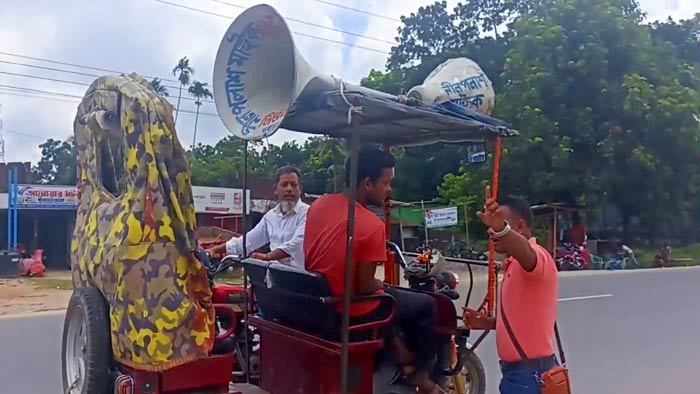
[0,271,72,317]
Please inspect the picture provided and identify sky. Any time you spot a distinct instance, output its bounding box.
[0,0,697,164]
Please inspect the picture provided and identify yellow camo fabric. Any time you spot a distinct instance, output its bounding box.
[71,73,214,371]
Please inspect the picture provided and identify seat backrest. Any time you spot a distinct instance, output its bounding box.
[241,258,274,319]
[242,258,338,338]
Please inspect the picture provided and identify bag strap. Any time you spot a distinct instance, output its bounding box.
[500,292,567,366]
[554,322,566,366]
[499,293,529,360]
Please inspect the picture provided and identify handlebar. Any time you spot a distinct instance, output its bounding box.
[209,255,242,275]
[197,249,243,277]
[386,241,408,269]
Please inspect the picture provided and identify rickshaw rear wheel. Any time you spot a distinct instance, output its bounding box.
[61,288,112,394]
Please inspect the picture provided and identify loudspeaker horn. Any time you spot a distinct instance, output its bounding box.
[406,57,495,116]
[213,4,392,140]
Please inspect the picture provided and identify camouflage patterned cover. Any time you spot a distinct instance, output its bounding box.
[71,73,215,371]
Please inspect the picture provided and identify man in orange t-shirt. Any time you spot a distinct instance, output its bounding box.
[464,189,559,394]
[305,147,440,394]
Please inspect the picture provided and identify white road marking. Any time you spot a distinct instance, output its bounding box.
[558,294,613,302]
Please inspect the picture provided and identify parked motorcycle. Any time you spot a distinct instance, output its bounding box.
[556,243,587,271]
[447,241,488,261]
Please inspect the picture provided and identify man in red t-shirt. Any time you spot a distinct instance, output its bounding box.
[305,147,440,394]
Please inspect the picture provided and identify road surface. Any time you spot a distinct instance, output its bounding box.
[1,267,699,394]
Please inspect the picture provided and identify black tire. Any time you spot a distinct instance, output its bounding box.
[61,288,112,394]
[460,349,486,394]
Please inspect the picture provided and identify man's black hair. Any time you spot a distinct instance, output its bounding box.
[344,147,396,187]
[499,195,534,228]
[275,165,302,184]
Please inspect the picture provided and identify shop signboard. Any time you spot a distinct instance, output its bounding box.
[192,186,251,214]
[424,206,459,229]
[15,185,78,209]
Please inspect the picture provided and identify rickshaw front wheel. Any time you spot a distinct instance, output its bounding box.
[451,349,486,394]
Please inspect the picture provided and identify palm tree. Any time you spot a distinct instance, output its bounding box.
[172,56,194,124]
[148,78,169,97]
[188,80,213,149]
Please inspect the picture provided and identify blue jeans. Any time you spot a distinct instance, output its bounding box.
[499,356,558,394]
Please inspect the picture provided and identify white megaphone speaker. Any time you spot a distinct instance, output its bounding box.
[213,4,392,140]
[406,58,496,116]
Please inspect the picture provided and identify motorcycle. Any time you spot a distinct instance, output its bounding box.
[406,246,461,301]
[556,243,586,271]
[373,244,486,394]
[446,242,488,261]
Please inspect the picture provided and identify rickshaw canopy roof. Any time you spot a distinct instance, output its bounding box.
[280,91,519,146]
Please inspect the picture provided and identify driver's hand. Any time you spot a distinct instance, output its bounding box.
[462,308,494,330]
[251,252,269,261]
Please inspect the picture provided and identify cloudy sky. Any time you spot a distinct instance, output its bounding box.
[0,0,697,164]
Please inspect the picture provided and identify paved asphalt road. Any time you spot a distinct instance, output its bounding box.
[1,267,699,394]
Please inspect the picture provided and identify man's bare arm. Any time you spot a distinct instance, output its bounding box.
[264,248,291,261]
[206,243,227,256]
[493,227,537,272]
[356,262,384,295]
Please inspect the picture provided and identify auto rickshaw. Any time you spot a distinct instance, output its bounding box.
[60,4,517,394]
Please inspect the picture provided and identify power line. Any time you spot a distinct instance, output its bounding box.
[3,128,48,140]
[313,0,401,22]
[0,50,180,84]
[0,70,88,87]
[152,0,391,54]
[0,60,184,91]
[0,70,214,104]
[208,0,394,45]
[0,85,83,99]
[0,89,82,104]
[0,84,219,117]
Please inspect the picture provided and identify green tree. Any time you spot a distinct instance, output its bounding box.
[649,14,700,78]
[187,80,213,149]
[172,56,194,124]
[496,0,700,238]
[149,77,169,97]
[31,137,77,185]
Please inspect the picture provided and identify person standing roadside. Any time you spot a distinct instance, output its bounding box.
[463,187,563,394]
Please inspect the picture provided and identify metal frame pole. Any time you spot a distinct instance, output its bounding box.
[7,167,12,249]
[486,137,503,316]
[12,167,17,250]
[241,141,250,383]
[340,129,361,394]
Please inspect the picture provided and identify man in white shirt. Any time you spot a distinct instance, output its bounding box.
[206,166,309,269]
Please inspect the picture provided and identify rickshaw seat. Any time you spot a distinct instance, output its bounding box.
[242,258,395,339]
[241,258,393,394]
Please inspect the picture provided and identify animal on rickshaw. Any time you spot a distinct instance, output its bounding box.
[60,3,519,394]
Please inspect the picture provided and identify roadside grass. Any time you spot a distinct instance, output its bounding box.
[25,270,244,290]
[635,243,700,268]
[30,278,74,290]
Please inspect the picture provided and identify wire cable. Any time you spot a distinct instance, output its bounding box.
[313,0,401,22]
[0,84,218,117]
[0,60,183,91]
[0,50,180,84]
[0,71,214,104]
[208,0,394,44]
[152,0,390,54]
